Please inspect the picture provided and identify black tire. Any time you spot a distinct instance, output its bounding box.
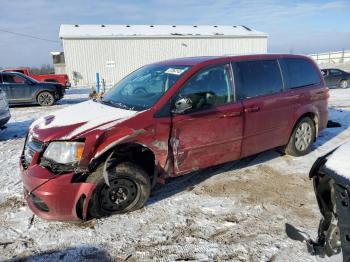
[37,91,55,106]
[285,117,316,156]
[87,162,151,218]
[340,80,348,89]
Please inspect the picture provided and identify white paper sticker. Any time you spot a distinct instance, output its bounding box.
[165,68,186,75]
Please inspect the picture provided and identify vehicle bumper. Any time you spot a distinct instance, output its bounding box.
[0,110,11,127]
[20,164,96,221]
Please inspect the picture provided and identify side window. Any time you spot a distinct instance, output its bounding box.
[280,58,321,89]
[13,75,26,84]
[178,64,233,111]
[2,74,25,84]
[329,69,342,76]
[233,59,283,100]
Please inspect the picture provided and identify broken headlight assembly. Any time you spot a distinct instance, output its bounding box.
[41,142,85,173]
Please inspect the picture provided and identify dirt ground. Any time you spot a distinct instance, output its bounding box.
[0,87,349,261]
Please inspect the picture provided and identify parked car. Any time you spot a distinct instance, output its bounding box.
[0,72,65,106]
[321,68,350,88]
[1,67,70,88]
[0,88,10,128]
[21,54,328,221]
[309,140,350,260]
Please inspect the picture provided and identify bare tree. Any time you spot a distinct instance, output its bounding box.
[30,64,54,75]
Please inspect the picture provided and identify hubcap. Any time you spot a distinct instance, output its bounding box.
[295,122,312,151]
[39,93,53,105]
[341,81,348,88]
[100,178,137,212]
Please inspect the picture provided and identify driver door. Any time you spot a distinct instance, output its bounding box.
[171,64,244,175]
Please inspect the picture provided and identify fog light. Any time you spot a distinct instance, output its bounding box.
[29,193,49,212]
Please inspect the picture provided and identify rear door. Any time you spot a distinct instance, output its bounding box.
[232,59,292,157]
[171,63,244,174]
[2,73,33,102]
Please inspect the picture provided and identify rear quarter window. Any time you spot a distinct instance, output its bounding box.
[280,58,321,89]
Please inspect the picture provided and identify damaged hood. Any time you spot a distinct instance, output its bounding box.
[30,100,139,141]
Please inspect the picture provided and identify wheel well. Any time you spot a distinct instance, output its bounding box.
[44,78,58,83]
[36,90,54,100]
[91,143,156,180]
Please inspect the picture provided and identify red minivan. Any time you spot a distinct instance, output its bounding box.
[20,54,328,221]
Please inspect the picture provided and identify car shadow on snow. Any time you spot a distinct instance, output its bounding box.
[5,245,111,262]
[312,107,350,150]
[149,149,283,204]
[57,97,89,105]
[66,87,92,95]
[0,119,34,141]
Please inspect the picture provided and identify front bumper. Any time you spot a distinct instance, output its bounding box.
[20,164,96,221]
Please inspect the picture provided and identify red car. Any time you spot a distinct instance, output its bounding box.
[20,54,328,221]
[1,67,70,88]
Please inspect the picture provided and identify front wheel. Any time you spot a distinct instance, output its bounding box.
[87,162,151,218]
[37,91,55,106]
[285,117,316,156]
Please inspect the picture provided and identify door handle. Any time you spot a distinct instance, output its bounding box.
[244,106,260,113]
[220,111,242,118]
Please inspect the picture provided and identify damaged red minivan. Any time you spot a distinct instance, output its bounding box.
[20,54,328,221]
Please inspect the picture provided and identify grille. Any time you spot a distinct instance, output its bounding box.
[22,135,44,169]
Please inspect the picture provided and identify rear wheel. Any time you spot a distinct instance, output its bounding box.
[340,80,348,89]
[37,91,55,106]
[87,162,151,218]
[285,117,315,156]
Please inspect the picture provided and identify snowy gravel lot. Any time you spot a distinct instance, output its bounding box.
[0,87,349,261]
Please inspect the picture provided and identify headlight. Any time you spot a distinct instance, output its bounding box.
[43,142,84,164]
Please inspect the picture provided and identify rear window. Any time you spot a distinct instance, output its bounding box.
[280,58,321,89]
[233,59,283,100]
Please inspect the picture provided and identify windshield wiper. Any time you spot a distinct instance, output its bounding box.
[99,99,133,110]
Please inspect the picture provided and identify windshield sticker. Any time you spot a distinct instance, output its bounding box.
[165,68,187,75]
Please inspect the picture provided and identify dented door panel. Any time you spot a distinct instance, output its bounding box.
[171,102,243,174]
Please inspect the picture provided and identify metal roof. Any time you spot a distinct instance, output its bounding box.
[59,24,268,39]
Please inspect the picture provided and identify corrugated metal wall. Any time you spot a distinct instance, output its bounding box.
[63,37,267,87]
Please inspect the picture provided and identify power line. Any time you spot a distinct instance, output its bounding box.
[0,28,60,43]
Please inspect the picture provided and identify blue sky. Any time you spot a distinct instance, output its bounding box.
[1,0,350,67]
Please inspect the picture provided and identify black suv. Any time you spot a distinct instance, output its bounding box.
[321,68,350,89]
[0,72,65,106]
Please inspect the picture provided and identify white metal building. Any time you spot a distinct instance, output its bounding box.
[59,24,268,87]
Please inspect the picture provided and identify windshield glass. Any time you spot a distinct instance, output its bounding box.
[101,64,191,111]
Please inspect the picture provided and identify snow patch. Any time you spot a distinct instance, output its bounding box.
[325,139,350,179]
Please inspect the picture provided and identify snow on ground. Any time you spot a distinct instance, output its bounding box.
[0,87,349,261]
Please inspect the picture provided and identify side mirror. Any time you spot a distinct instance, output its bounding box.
[172,96,193,114]
[26,80,35,85]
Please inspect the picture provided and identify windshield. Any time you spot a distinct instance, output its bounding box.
[101,64,191,111]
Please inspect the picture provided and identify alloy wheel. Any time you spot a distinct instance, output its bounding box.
[294,122,313,151]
